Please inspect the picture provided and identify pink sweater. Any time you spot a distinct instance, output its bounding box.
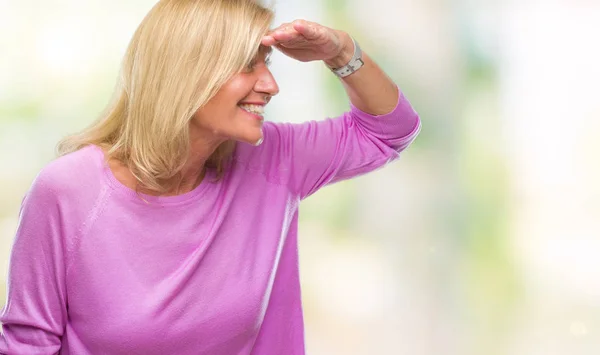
[0,90,420,355]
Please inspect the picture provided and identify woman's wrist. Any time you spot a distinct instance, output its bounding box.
[323,31,355,68]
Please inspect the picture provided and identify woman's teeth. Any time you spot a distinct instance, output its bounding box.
[238,104,265,115]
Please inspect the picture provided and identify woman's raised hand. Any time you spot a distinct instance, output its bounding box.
[261,19,353,65]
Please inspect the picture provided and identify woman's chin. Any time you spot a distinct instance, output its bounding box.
[235,129,264,146]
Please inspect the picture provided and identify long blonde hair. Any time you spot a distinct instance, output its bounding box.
[57,0,274,193]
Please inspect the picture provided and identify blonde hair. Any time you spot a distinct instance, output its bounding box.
[57,0,274,194]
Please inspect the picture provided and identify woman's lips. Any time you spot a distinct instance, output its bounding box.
[239,107,264,121]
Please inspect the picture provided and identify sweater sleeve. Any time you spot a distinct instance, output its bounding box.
[0,173,67,354]
[254,87,421,199]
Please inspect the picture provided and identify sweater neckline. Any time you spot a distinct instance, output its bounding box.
[90,144,214,206]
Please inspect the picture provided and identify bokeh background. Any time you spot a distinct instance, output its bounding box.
[1,0,599,354]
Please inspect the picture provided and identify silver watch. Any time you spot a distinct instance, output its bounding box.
[327,37,364,78]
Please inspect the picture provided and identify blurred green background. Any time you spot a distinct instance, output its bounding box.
[1,1,599,354]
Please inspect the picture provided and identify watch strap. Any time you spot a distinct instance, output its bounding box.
[327,37,364,78]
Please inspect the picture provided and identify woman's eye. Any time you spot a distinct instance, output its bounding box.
[245,61,256,72]
[244,56,271,72]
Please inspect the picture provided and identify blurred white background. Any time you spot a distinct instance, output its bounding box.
[1,0,599,354]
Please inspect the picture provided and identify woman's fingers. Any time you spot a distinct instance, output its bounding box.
[262,23,293,46]
[271,30,298,41]
[260,19,338,62]
[262,20,321,47]
[264,29,308,48]
[261,34,276,46]
[292,20,320,40]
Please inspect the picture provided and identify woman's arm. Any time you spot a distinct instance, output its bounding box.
[323,31,400,116]
[262,19,400,116]
[243,19,420,199]
[0,173,67,354]
[235,89,420,199]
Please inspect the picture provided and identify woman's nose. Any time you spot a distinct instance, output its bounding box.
[255,67,279,97]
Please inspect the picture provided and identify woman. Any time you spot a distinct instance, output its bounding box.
[0,0,420,354]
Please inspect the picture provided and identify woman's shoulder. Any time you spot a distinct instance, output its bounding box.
[20,145,109,247]
[33,144,105,199]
